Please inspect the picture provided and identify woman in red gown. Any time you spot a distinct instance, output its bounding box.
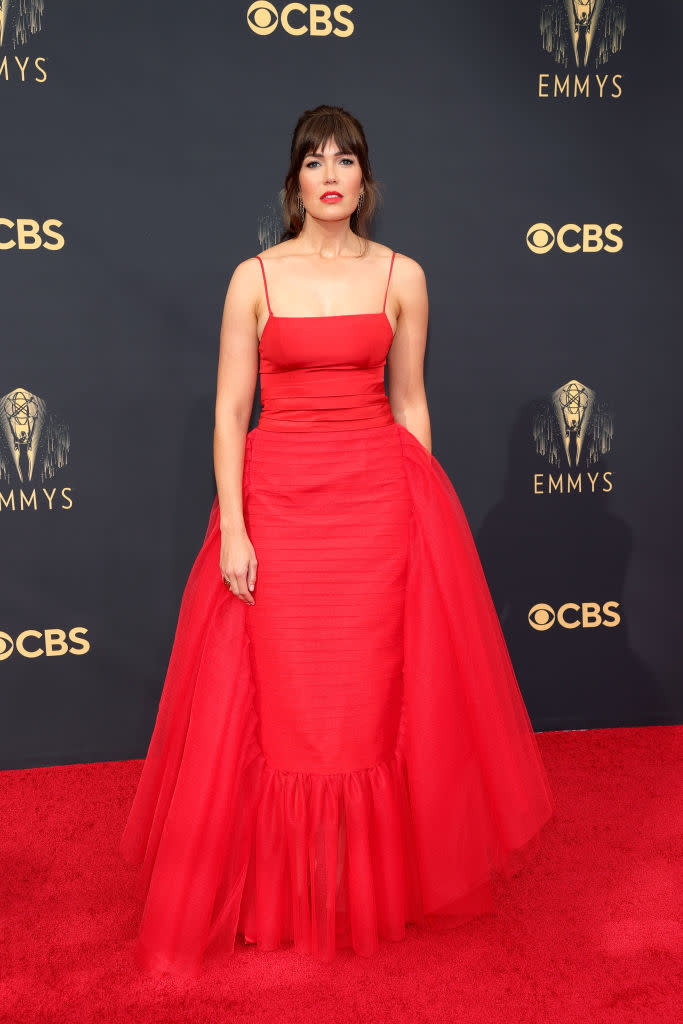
[120,104,554,978]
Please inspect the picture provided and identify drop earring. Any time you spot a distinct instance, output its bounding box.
[297,192,306,219]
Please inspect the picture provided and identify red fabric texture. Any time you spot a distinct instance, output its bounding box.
[120,300,554,977]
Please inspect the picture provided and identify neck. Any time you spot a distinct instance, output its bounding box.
[294,218,362,259]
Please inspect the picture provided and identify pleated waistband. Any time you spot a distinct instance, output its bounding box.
[258,365,395,432]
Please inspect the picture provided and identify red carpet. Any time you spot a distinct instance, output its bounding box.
[1,726,680,1024]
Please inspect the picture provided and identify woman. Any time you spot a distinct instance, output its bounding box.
[120,104,554,978]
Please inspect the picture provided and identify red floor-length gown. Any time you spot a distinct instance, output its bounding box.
[120,251,554,977]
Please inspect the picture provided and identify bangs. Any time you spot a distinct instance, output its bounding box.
[295,111,364,165]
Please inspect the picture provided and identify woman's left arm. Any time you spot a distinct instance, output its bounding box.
[386,254,431,453]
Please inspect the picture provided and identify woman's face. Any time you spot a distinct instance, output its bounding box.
[298,136,363,222]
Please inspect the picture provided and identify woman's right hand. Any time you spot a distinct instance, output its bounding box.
[219,528,258,605]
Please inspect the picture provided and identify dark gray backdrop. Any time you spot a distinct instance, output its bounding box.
[1,1,681,769]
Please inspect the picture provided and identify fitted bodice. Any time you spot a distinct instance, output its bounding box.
[258,312,395,432]
[255,251,398,432]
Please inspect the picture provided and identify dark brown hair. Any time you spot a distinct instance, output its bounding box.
[279,105,382,250]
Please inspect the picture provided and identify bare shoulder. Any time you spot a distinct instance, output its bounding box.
[230,240,292,280]
[386,251,427,317]
[222,253,273,319]
[251,239,295,262]
[390,250,426,286]
[229,242,288,289]
[228,254,260,282]
[368,241,425,281]
[222,257,257,309]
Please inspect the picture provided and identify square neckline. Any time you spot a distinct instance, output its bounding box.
[258,310,394,345]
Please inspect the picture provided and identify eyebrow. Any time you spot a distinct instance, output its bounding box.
[306,150,354,158]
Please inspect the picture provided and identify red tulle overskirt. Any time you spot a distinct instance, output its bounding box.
[120,421,554,977]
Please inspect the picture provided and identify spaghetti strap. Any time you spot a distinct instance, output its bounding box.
[255,255,273,315]
[383,251,396,312]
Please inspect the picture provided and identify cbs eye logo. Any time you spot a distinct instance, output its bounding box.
[0,628,90,660]
[246,2,354,36]
[526,223,623,254]
[528,602,621,631]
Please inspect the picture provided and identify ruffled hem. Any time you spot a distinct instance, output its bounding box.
[234,748,425,963]
[120,423,554,978]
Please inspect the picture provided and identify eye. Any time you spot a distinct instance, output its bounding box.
[304,157,355,169]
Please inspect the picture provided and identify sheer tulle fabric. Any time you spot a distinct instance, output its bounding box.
[398,423,554,921]
[120,422,553,978]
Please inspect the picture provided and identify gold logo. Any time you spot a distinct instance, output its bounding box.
[0,386,72,510]
[540,1,626,68]
[532,378,614,495]
[0,219,64,249]
[0,0,45,49]
[246,2,354,37]
[0,1,48,82]
[0,627,90,660]
[529,602,621,630]
[538,1,625,98]
[526,223,623,254]
[534,378,613,470]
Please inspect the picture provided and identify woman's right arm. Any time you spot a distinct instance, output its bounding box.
[213,259,260,605]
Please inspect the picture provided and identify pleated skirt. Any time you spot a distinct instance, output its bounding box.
[238,423,420,954]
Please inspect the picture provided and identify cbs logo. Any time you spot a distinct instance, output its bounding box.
[526,223,623,254]
[0,628,90,660]
[528,602,621,631]
[0,219,65,251]
[247,2,354,36]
